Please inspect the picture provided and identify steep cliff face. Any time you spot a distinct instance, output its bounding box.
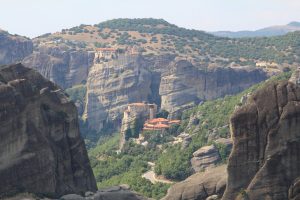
[0,30,33,65]
[222,77,300,199]
[0,63,97,198]
[160,61,268,117]
[83,54,173,132]
[83,54,267,133]
[23,46,93,88]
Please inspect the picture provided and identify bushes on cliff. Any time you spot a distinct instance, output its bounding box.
[155,145,192,180]
[89,136,169,199]
[65,84,86,104]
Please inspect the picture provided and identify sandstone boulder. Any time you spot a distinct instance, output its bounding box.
[191,145,221,172]
[0,63,97,198]
[163,165,227,200]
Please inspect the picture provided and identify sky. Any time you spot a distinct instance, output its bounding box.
[1,0,300,38]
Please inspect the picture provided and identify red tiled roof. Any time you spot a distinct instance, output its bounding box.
[147,118,169,124]
[154,124,169,128]
[144,123,155,128]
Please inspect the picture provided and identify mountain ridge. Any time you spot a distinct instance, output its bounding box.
[212,21,300,38]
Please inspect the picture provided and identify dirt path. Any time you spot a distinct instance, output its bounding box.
[142,162,175,184]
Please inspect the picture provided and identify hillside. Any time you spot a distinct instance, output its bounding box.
[212,21,300,38]
[34,18,300,67]
[22,18,300,146]
[87,71,292,199]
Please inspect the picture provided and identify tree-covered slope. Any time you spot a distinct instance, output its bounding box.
[87,70,292,199]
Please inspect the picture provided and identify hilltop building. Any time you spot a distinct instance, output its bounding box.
[256,61,278,69]
[143,118,180,131]
[123,102,157,121]
[94,48,117,63]
[119,102,181,150]
[93,46,141,64]
[119,102,157,150]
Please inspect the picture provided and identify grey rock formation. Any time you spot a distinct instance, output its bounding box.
[222,78,300,200]
[0,63,97,198]
[191,145,221,172]
[160,60,267,118]
[0,30,33,65]
[24,44,267,135]
[23,46,94,88]
[163,165,227,200]
[83,55,154,132]
[83,56,267,133]
[91,186,147,200]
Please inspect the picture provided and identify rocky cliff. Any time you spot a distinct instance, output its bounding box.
[23,46,93,89]
[160,61,268,118]
[0,30,33,65]
[82,54,267,133]
[82,54,173,132]
[222,75,300,199]
[0,63,97,198]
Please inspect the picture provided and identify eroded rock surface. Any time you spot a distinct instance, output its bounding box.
[60,186,147,200]
[163,165,227,200]
[23,46,93,88]
[191,145,221,172]
[160,61,267,118]
[83,55,153,131]
[0,63,97,198]
[0,30,33,65]
[222,77,300,200]
[83,55,267,133]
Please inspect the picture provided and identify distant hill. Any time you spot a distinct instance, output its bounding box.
[33,18,300,68]
[212,21,300,38]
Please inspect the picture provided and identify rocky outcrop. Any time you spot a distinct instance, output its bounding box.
[23,46,93,88]
[83,55,156,132]
[163,165,227,200]
[222,77,300,199]
[83,55,267,133]
[0,63,97,198]
[191,145,221,172]
[159,61,267,118]
[60,186,147,200]
[3,186,147,200]
[0,30,33,65]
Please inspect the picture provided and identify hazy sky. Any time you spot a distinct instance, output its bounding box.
[1,0,300,38]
